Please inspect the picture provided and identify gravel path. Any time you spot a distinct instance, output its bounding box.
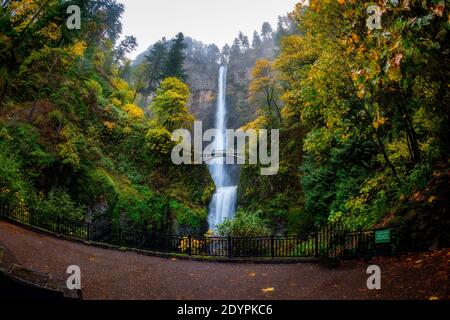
[0,221,447,300]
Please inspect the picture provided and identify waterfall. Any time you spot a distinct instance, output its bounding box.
[207,65,238,232]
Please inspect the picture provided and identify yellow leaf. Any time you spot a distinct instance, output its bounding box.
[373,116,387,129]
[428,295,439,300]
[262,287,275,293]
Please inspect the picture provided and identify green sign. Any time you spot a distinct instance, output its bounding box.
[375,229,391,244]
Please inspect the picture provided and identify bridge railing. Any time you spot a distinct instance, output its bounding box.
[0,198,409,260]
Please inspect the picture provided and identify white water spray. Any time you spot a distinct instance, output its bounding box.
[208,66,238,231]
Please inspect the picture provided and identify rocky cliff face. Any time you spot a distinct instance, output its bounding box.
[226,40,277,129]
[188,89,216,128]
[183,46,220,129]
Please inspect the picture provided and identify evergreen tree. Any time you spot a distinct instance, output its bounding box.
[113,36,138,64]
[252,31,262,49]
[261,22,273,40]
[230,38,241,58]
[275,15,297,44]
[145,38,169,95]
[164,32,187,80]
[206,44,220,64]
[238,31,250,50]
[221,44,230,64]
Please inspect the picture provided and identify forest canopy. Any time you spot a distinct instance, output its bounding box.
[239,0,449,245]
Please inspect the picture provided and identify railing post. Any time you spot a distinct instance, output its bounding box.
[188,235,192,256]
[227,236,232,259]
[271,235,275,259]
[87,222,91,242]
[315,231,319,257]
[29,208,34,226]
[358,230,362,258]
[152,231,156,252]
[57,214,61,234]
[118,227,122,246]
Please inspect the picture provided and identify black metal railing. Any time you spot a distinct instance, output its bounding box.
[0,199,409,259]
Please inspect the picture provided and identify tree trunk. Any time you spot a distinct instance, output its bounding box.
[363,106,402,184]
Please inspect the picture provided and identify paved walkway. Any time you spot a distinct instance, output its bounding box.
[0,221,447,300]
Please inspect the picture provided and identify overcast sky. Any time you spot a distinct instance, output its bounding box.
[118,0,299,59]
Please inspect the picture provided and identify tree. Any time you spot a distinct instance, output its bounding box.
[131,61,151,103]
[249,59,282,125]
[230,38,241,59]
[261,22,273,40]
[144,38,168,95]
[164,32,187,80]
[150,77,194,132]
[88,0,125,44]
[221,44,230,64]
[275,15,296,44]
[206,44,220,64]
[238,31,250,50]
[252,31,262,49]
[113,35,137,64]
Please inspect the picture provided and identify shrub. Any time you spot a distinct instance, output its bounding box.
[0,141,26,202]
[38,188,85,222]
[170,200,207,234]
[112,186,168,232]
[77,168,118,211]
[408,162,432,192]
[145,127,174,155]
[217,210,271,237]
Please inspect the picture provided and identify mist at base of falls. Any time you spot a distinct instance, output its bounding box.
[207,65,239,232]
[208,186,238,231]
